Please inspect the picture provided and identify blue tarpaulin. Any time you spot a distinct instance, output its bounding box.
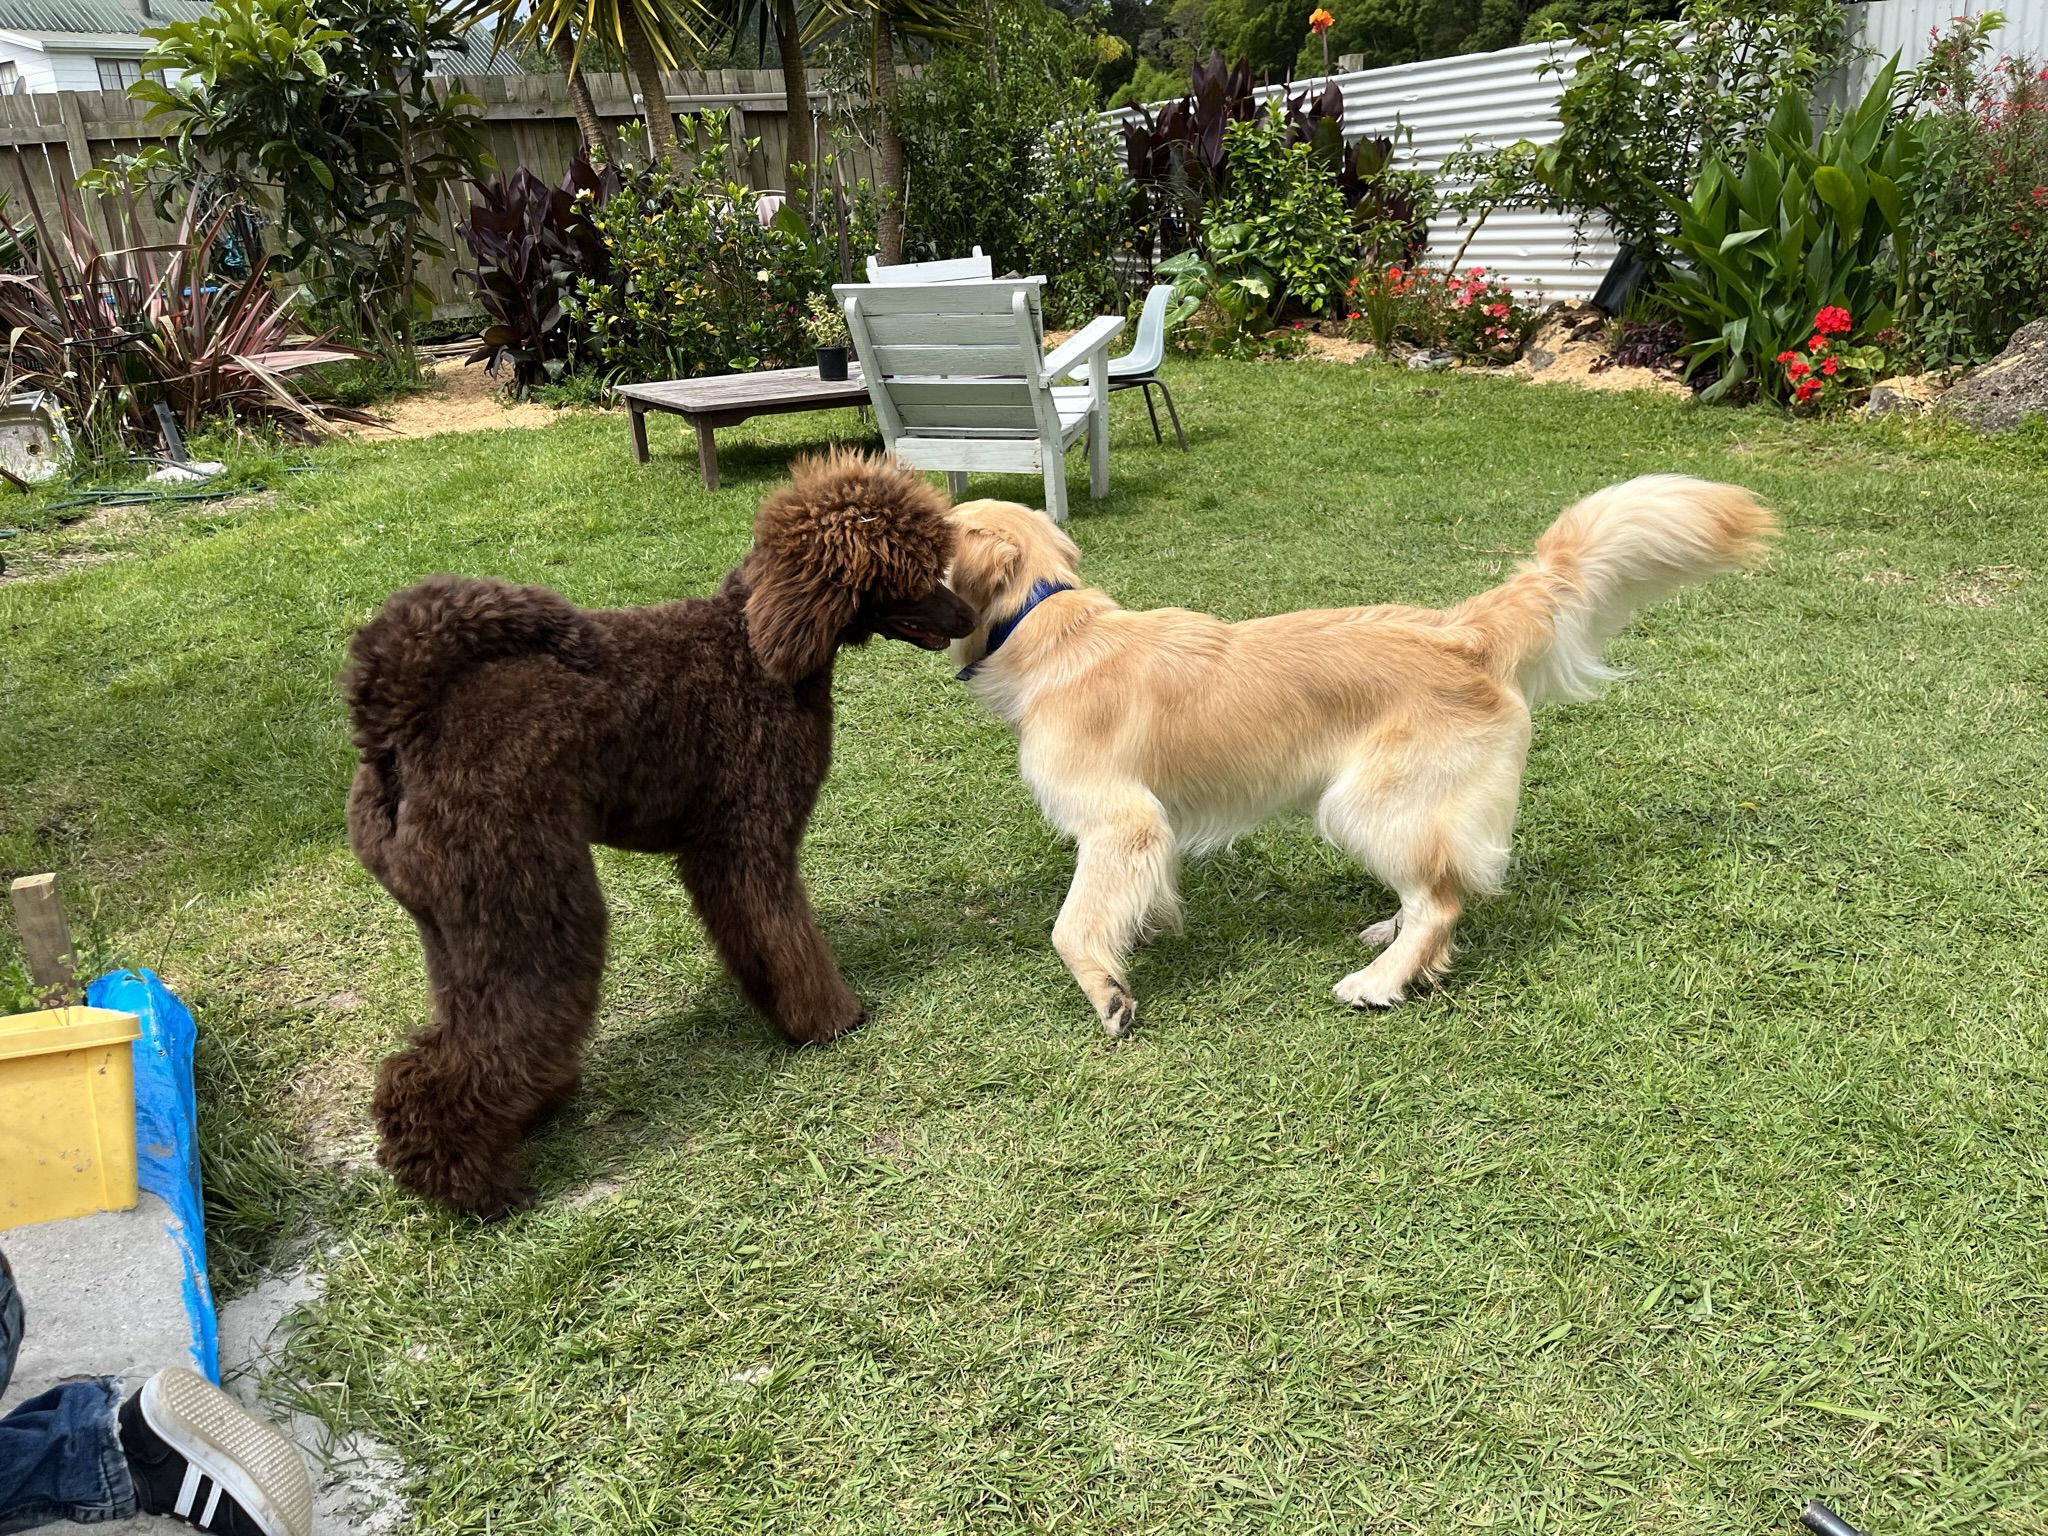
[84,968,218,1383]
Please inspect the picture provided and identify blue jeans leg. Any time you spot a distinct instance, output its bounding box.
[0,1261,21,1399]
[0,1372,137,1532]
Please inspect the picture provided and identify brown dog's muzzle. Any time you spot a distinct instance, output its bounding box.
[872,584,979,650]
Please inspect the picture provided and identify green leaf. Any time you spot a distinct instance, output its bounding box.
[1811,165,1863,233]
[1719,227,1771,254]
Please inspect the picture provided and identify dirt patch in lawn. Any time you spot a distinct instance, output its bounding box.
[360,360,589,440]
[1941,564,2031,608]
[0,493,274,584]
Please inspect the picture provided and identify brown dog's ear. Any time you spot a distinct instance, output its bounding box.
[744,449,954,683]
[949,524,1023,615]
[746,568,861,684]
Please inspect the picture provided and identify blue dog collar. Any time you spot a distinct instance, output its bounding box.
[956,579,1072,681]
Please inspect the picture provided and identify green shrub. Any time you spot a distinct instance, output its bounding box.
[566,115,833,381]
[1659,65,1918,400]
[896,0,1101,279]
[1900,15,2048,368]
[1026,115,1138,325]
[1200,117,1357,320]
[1441,0,1846,258]
[127,0,490,350]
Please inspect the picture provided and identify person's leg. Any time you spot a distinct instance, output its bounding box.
[0,1377,135,1532]
[1,1253,22,1396]
[0,1249,308,1536]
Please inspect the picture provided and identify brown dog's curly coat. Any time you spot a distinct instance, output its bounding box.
[341,452,976,1216]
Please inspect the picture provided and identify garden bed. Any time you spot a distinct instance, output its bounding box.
[3,362,2046,1532]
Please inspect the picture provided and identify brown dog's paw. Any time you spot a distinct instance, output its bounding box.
[475,1184,540,1221]
[786,1002,867,1047]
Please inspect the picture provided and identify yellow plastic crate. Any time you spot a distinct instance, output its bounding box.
[0,1005,142,1230]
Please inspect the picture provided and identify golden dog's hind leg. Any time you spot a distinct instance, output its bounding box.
[1333,877,1463,1009]
[1050,794,1179,1038]
[1359,912,1402,948]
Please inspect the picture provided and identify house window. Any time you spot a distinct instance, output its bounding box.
[95,58,142,92]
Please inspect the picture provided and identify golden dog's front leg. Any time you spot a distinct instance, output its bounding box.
[1049,802,1179,1038]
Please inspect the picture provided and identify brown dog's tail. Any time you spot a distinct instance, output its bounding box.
[340,574,600,760]
[1446,475,1777,708]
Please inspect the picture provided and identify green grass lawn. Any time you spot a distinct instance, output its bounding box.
[4,363,2047,1534]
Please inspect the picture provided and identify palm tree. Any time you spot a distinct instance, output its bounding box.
[829,0,973,262]
[463,0,706,167]
[698,0,819,192]
[542,21,618,162]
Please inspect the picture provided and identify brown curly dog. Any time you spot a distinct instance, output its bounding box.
[341,452,977,1216]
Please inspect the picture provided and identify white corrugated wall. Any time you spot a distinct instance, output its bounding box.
[1110,41,1619,300]
[1834,0,2048,101]
[1302,42,1619,300]
[1108,0,2048,303]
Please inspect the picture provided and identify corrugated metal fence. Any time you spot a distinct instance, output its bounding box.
[1280,41,1615,300]
[1836,0,2048,98]
[1114,0,2048,302]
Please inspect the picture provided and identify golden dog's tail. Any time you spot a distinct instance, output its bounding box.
[1448,475,1777,707]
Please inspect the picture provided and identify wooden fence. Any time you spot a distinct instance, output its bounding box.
[0,67,881,317]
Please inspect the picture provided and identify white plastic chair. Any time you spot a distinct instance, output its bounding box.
[835,277,1124,522]
[1070,282,1186,451]
[864,248,992,284]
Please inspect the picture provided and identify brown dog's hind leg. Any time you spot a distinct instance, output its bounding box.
[374,841,607,1217]
[680,845,864,1046]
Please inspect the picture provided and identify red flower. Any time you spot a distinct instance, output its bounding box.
[1486,301,1509,317]
[1813,305,1853,336]
[1794,379,1822,402]
[1821,358,1839,375]
[1787,360,1811,380]
[1810,335,1829,351]
[1776,350,1797,364]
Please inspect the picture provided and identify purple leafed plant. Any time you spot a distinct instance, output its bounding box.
[460,155,621,394]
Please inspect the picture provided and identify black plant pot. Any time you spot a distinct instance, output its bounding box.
[815,345,849,381]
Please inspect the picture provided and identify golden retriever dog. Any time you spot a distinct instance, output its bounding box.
[946,477,1777,1035]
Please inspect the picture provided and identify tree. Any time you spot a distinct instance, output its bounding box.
[830,0,976,262]
[544,23,620,161]
[135,0,492,347]
[463,0,707,167]
[703,0,821,191]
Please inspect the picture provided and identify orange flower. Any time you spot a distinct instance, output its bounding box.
[1309,6,1335,31]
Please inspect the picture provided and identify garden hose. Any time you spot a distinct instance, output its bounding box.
[1802,1500,1867,1536]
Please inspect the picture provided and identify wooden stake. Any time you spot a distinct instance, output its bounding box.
[10,872,77,1007]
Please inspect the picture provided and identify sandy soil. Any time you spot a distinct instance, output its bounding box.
[358,359,587,440]
[354,322,1677,447]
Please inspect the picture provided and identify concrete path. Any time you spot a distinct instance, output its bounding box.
[2,1203,403,1535]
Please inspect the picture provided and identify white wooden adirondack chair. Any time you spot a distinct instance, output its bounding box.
[834,278,1124,523]
[864,248,992,283]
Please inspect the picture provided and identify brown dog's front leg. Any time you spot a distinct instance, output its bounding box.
[679,846,864,1044]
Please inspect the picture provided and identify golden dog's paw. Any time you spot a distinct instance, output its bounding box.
[1333,968,1404,1010]
[1102,985,1138,1039]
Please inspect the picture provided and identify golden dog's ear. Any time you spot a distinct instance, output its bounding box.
[948,523,1023,615]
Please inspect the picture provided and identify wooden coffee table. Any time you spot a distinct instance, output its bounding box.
[614,366,871,490]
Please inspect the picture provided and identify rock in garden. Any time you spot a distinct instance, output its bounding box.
[1407,352,1454,371]
[1865,374,1947,419]
[1936,317,2048,432]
